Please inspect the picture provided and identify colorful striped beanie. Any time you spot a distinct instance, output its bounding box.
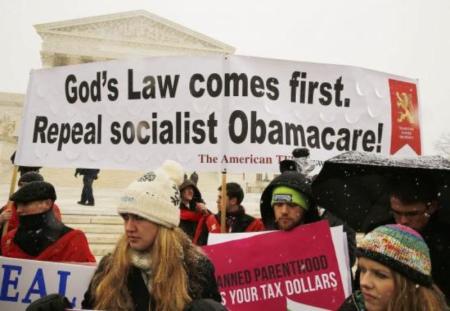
[357,224,432,286]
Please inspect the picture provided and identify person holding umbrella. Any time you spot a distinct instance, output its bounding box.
[338,224,447,310]
[313,151,450,302]
[366,172,443,231]
[366,172,450,303]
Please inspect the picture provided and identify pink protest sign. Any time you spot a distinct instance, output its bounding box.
[203,220,346,310]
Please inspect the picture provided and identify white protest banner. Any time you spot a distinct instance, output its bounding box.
[0,256,95,311]
[16,55,421,172]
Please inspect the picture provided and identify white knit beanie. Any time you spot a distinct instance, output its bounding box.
[117,160,184,228]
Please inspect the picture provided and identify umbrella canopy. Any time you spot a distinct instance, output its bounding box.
[312,151,450,232]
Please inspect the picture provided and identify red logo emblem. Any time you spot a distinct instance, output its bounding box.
[389,79,421,155]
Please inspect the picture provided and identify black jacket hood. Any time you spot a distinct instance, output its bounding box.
[260,171,320,229]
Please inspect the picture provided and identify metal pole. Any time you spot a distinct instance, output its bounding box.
[220,169,227,233]
[2,166,18,237]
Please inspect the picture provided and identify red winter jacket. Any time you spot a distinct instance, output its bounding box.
[1,228,95,263]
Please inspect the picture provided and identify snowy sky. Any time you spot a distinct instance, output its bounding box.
[1,0,449,154]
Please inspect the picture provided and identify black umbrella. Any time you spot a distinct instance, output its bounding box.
[312,151,450,232]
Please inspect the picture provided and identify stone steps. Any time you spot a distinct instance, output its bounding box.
[86,233,122,244]
[68,223,124,234]
[63,215,123,225]
[62,214,123,262]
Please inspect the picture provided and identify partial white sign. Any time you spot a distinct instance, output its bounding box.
[0,256,95,311]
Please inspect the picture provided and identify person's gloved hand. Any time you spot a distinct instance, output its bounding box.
[26,293,71,311]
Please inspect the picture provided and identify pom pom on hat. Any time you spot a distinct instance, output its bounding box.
[117,160,184,228]
[155,160,184,187]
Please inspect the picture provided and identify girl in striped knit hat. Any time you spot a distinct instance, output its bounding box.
[339,224,447,311]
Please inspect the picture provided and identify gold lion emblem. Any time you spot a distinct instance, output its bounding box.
[396,92,416,124]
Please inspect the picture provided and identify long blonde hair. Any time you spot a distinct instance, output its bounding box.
[91,227,205,311]
[387,270,448,311]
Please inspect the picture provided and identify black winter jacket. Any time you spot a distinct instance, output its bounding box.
[82,253,221,310]
[337,291,365,311]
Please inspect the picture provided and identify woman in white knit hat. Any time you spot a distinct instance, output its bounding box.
[79,160,222,311]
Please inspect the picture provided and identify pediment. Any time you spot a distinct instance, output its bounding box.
[35,10,235,53]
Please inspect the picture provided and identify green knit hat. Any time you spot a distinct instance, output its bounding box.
[271,186,309,210]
